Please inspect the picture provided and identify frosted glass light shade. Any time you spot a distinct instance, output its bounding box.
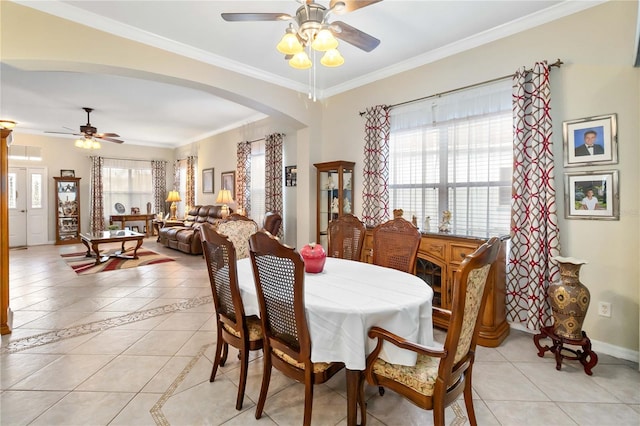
[277,32,303,55]
[321,48,344,67]
[311,29,338,51]
[289,51,312,69]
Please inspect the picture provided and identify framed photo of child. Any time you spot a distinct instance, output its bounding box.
[564,170,619,220]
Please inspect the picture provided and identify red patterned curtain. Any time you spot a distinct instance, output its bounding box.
[236,141,252,216]
[89,156,104,234]
[507,61,561,330]
[151,160,167,215]
[185,155,197,210]
[265,133,283,238]
[362,105,390,227]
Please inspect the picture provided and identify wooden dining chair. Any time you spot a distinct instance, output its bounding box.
[363,237,501,426]
[327,214,366,261]
[262,211,282,236]
[200,223,263,410]
[249,230,345,426]
[372,217,421,273]
[217,216,259,259]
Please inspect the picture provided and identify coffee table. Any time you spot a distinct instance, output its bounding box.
[80,230,145,265]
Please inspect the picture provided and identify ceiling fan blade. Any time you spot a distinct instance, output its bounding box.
[96,136,124,144]
[330,0,382,14]
[96,132,120,138]
[331,21,380,52]
[221,12,292,22]
[45,130,81,136]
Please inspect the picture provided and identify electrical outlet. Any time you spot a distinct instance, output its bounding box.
[598,301,612,318]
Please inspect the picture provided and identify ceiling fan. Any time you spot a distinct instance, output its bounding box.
[46,107,124,144]
[221,0,382,61]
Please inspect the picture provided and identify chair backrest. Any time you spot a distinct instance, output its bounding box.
[217,217,259,259]
[249,230,310,361]
[200,223,245,330]
[327,214,366,261]
[371,217,421,273]
[441,237,501,374]
[262,211,282,236]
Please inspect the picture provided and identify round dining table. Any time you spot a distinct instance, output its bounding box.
[235,256,434,425]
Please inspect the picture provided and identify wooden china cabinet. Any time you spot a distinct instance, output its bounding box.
[54,177,81,244]
[362,231,510,347]
[314,161,355,248]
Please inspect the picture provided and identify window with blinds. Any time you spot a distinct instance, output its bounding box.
[102,158,153,219]
[389,80,512,238]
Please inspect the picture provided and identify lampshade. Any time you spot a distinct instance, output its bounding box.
[216,189,234,205]
[74,137,101,149]
[0,120,17,130]
[289,51,312,70]
[277,26,304,55]
[311,28,338,52]
[321,48,345,67]
[166,190,181,203]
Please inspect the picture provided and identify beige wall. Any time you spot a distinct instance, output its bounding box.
[320,1,640,358]
[3,1,639,358]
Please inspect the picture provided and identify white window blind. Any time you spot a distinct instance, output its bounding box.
[250,140,266,225]
[389,79,512,237]
[103,158,153,219]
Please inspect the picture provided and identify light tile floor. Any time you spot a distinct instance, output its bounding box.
[2,240,639,425]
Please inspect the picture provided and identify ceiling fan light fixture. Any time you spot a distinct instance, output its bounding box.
[289,51,312,69]
[276,27,303,55]
[311,28,338,51]
[92,140,101,149]
[321,48,344,67]
[0,120,17,130]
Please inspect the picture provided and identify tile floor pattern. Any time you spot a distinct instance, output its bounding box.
[1,239,639,425]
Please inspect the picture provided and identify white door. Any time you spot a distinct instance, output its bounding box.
[27,168,48,245]
[8,167,48,247]
[8,168,27,247]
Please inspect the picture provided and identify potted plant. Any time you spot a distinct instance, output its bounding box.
[107,224,120,236]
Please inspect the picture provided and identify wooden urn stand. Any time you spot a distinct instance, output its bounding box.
[533,326,598,375]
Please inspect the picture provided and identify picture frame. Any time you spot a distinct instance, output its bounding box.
[202,168,214,193]
[285,165,297,187]
[221,171,235,198]
[130,207,140,215]
[564,170,619,220]
[563,113,617,167]
[60,169,75,177]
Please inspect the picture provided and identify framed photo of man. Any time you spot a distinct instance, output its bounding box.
[563,113,617,167]
[564,170,619,220]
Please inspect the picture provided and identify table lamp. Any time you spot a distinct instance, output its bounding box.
[166,190,181,220]
[216,189,234,219]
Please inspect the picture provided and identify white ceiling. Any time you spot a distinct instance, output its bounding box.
[2,0,602,148]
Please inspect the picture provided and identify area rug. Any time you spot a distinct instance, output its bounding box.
[61,248,175,275]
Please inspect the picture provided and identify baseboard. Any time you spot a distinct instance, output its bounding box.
[509,322,639,364]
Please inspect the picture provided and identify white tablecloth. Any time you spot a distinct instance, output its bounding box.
[236,257,434,370]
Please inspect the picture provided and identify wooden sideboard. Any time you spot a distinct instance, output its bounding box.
[362,230,509,347]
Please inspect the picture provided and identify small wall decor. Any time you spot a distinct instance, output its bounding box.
[221,171,236,198]
[131,207,140,215]
[564,170,619,220]
[285,165,297,187]
[563,113,617,167]
[202,168,214,193]
[60,169,75,177]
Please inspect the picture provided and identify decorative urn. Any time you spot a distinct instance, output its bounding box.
[548,256,591,340]
[300,242,326,273]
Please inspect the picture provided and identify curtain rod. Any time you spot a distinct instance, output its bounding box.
[359,58,563,115]
[243,132,286,144]
[91,156,165,163]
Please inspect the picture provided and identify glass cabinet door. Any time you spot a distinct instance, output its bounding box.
[314,161,355,248]
[54,177,81,244]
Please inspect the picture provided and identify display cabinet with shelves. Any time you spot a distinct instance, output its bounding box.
[314,161,355,248]
[54,177,81,245]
